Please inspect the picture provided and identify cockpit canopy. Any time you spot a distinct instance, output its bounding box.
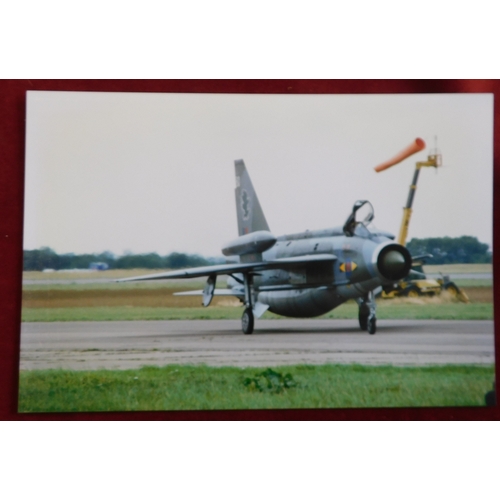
[343,200,374,236]
[343,200,395,241]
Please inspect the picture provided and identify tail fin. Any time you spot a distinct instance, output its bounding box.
[234,160,270,236]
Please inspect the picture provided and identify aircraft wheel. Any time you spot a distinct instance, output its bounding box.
[242,308,254,335]
[358,311,369,331]
[367,316,376,335]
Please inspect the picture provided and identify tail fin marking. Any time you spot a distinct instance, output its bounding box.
[234,160,270,236]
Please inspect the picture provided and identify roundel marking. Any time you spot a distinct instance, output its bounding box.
[340,261,357,273]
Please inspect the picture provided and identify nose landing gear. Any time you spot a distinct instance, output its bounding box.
[242,307,254,335]
[356,291,377,335]
[367,315,377,335]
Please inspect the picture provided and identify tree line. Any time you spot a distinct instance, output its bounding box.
[23,247,222,271]
[406,236,491,264]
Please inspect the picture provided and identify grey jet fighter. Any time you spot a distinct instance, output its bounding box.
[119,160,413,334]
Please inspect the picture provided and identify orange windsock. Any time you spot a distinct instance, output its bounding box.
[374,138,426,173]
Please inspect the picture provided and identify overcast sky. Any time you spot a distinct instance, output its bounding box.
[24,91,493,257]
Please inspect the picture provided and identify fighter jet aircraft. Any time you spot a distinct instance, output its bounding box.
[119,160,412,335]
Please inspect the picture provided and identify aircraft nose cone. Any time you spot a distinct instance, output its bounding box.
[377,245,411,281]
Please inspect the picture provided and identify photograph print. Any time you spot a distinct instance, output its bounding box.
[19,91,495,412]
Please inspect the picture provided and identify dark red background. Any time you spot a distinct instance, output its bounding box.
[1,79,498,420]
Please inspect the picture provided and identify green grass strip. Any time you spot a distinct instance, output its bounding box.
[21,302,493,322]
[18,363,495,412]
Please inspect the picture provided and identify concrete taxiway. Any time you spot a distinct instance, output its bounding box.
[19,319,495,370]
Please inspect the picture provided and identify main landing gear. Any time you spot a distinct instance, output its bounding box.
[241,273,255,335]
[357,291,377,335]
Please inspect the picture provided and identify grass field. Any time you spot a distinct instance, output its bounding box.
[21,277,493,321]
[18,363,494,412]
[21,264,494,322]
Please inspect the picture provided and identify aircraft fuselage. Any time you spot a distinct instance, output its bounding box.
[227,225,410,318]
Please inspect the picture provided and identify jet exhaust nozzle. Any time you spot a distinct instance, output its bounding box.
[376,244,412,281]
[374,138,426,173]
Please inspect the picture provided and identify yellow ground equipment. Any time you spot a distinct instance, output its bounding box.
[374,138,469,302]
[379,256,469,302]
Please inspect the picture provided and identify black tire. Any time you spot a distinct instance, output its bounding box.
[242,308,254,335]
[367,316,376,335]
[359,311,369,331]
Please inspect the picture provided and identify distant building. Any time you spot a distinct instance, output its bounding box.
[89,262,109,271]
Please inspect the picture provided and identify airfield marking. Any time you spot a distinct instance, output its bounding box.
[19,319,495,370]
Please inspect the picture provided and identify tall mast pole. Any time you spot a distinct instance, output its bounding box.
[397,156,439,246]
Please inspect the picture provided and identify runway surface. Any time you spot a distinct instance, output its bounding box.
[20,319,495,370]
